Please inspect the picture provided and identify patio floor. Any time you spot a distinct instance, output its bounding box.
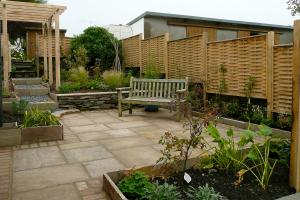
[7,108,245,200]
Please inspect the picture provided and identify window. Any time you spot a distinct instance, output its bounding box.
[250,31,265,36]
[217,29,237,41]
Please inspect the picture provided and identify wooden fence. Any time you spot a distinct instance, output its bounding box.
[122,32,294,115]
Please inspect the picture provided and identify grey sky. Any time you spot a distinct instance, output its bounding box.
[48,0,299,37]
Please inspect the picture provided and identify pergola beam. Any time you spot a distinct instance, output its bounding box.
[55,12,60,90]
[47,19,53,86]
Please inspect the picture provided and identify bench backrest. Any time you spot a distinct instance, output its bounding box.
[129,77,188,99]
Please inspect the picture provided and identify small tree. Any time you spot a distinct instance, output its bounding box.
[287,0,300,15]
[70,27,118,71]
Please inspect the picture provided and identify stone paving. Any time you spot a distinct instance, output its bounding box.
[8,108,244,200]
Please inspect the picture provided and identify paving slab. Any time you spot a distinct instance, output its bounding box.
[13,164,89,193]
[83,158,125,178]
[99,136,153,150]
[62,146,113,163]
[104,128,137,138]
[106,121,152,129]
[59,141,99,150]
[77,132,111,142]
[69,124,110,134]
[13,146,65,171]
[12,184,81,200]
[112,146,161,168]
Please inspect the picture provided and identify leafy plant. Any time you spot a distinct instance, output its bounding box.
[144,56,161,79]
[145,181,182,200]
[158,109,216,173]
[12,99,28,116]
[58,82,81,93]
[64,46,88,70]
[102,70,128,89]
[224,100,240,118]
[234,125,278,191]
[270,139,290,167]
[206,125,248,171]
[218,64,227,94]
[287,0,300,15]
[69,66,89,85]
[22,108,60,128]
[70,26,118,70]
[244,75,256,105]
[84,79,109,91]
[118,171,154,199]
[186,184,223,200]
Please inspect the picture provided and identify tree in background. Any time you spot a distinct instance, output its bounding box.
[70,26,119,71]
[287,0,300,15]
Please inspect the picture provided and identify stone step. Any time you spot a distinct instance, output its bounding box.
[15,84,49,96]
[15,65,34,69]
[27,100,58,111]
[12,78,42,85]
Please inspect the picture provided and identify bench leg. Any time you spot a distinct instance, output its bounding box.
[118,103,122,117]
[176,97,181,122]
[129,104,132,114]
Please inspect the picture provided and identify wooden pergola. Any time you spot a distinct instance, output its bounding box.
[0,0,66,90]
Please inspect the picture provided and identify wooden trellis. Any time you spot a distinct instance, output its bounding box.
[0,0,66,90]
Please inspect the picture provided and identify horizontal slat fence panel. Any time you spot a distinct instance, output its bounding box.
[168,35,204,82]
[207,35,267,99]
[122,34,141,68]
[141,35,166,73]
[273,44,293,114]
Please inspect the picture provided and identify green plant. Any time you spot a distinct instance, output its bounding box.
[234,125,278,191]
[60,69,70,81]
[275,113,292,130]
[69,66,89,85]
[84,79,109,91]
[244,75,256,105]
[22,108,60,128]
[218,64,227,94]
[270,139,290,167]
[58,82,81,93]
[158,110,216,173]
[224,100,240,118]
[12,99,28,116]
[143,56,161,79]
[117,171,154,199]
[186,184,223,200]
[102,70,128,89]
[64,46,88,70]
[145,182,182,200]
[206,125,248,171]
[70,26,118,70]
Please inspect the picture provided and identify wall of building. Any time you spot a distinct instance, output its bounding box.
[130,18,145,38]
[144,17,186,40]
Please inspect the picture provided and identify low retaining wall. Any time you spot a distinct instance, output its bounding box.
[53,91,128,111]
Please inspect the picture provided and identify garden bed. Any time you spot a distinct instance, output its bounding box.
[0,123,21,147]
[103,160,295,200]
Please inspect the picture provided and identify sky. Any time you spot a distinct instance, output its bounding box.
[48,0,299,37]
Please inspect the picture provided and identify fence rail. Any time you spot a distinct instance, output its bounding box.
[121,32,293,115]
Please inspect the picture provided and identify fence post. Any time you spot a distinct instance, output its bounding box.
[164,33,170,78]
[138,33,143,77]
[291,19,300,192]
[266,31,274,118]
[202,32,208,108]
[35,32,40,77]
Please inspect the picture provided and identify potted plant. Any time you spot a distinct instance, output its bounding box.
[143,57,161,112]
[21,108,63,144]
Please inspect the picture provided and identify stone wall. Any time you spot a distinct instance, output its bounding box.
[53,92,128,111]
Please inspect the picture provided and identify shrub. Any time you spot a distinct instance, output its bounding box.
[12,99,28,115]
[143,56,160,79]
[186,184,222,200]
[224,100,240,118]
[145,182,182,200]
[58,82,81,93]
[22,108,60,128]
[65,46,88,69]
[102,70,128,89]
[70,26,118,70]
[69,67,89,85]
[60,69,71,81]
[84,79,109,91]
[117,171,154,199]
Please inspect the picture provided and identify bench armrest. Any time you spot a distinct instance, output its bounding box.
[116,87,131,91]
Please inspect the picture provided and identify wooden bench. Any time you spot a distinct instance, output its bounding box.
[117,77,189,121]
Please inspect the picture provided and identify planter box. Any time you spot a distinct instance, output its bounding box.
[21,123,63,144]
[3,97,17,113]
[0,123,21,147]
[103,158,199,200]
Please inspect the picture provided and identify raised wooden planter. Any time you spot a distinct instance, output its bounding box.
[0,123,21,147]
[103,158,198,200]
[21,123,63,144]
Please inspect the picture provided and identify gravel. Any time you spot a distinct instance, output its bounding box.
[20,95,49,102]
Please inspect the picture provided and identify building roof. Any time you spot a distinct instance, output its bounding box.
[127,11,293,30]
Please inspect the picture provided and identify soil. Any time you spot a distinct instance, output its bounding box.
[3,112,22,124]
[158,164,295,200]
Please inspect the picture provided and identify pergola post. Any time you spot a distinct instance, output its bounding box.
[43,23,48,80]
[291,19,300,192]
[47,19,53,86]
[54,12,60,90]
[2,0,8,90]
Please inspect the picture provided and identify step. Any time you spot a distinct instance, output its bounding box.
[15,84,49,96]
[13,60,33,65]
[15,65,34,69]
[27,100,58,111]
[12,78,42,85]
